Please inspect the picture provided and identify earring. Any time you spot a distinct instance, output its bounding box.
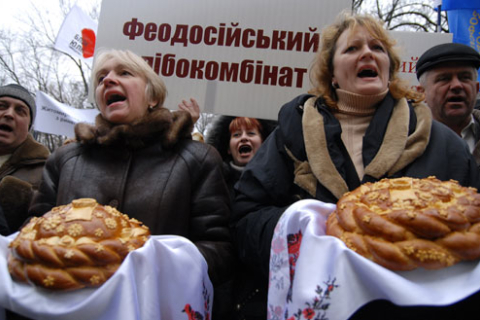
[148,105,155,111]
[332,82,339,89]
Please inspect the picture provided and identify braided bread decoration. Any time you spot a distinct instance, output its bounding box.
[326,177,480,271]
[8,198,150,290]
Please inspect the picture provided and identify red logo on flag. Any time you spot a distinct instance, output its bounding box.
[81,28,96,59]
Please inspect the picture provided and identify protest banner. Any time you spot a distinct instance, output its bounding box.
[391,30,452,86]
[94,0,454,120]
[54,5,98,64]
[34,91,99,137]
[94,0,350,119]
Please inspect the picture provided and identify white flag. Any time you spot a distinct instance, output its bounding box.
[34,91,99,137]
[54,5,98,64]
[433,0,442,7]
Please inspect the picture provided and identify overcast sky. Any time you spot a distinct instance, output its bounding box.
[1,0,99,33]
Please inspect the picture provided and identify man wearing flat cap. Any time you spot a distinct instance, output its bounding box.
[416,42,480,165]
[0,84,49,234]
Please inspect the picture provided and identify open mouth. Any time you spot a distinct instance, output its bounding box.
[0,124,13,132]
[358,69,378,78]
[446,96,465,103]
[239,145,252,154]
[106,93,126,106]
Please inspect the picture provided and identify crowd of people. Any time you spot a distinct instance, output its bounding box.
[2,9,480,320]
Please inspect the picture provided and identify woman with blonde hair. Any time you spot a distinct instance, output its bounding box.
[231,11,480,319]
[29,48,234,318]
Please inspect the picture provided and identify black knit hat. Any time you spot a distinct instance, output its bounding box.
[0,84,36,129]
[416,43,480,80]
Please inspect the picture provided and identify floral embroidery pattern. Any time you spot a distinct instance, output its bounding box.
[182,281,211,320]
[268,205,342,320]
[285,277,338,320]
[287,230,303,302]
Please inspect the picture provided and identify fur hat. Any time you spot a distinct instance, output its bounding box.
[0,84,36,129]
[416,43,480,80]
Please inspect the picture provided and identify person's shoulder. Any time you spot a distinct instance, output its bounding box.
[177,139,222,163]
[278,94,315,119]
[472,109,480,122]
[277,94,316,135]
[17,134,50,159]
[48,141,84,163]
[278,94,316,133]
[430,120,468,147]
[430,119,458,135]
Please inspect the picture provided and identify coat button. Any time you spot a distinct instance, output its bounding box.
[109,199,119,208]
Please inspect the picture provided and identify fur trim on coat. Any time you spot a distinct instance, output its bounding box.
[74,108,194,149]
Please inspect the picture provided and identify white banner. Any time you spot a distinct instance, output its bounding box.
[54,5,98,64]
[34,91,99,138]
[94,0,453,120]
[391,30,452,87]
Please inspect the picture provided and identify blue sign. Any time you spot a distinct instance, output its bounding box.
[442,0,480,11]
[447,9,480,50]
[446,8,480,81]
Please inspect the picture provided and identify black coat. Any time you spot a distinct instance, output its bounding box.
[30,108,234,288]
[0,205,9,236]
[205,115,277,319]
[232,94,480,319]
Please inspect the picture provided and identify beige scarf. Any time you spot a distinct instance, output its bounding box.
[286,96,432,199]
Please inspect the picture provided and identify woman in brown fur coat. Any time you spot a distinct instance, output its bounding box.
[28,49,234,318]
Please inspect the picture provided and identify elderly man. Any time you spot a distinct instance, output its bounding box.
[0,84,49,233]
[416,43,480,165]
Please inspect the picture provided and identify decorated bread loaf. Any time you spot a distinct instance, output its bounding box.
[8,198,150,290]
[326,177,480,270]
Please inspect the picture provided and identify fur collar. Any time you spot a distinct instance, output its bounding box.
[290,96,432,199]
[74,108,193,149]
[0,134,49,172]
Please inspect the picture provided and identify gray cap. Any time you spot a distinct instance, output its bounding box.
[0,84,36,129]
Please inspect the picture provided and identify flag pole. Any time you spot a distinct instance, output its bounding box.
[437,4,442,33]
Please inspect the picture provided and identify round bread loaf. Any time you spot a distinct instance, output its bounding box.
[326,177,480,271]
[8,198,150,290]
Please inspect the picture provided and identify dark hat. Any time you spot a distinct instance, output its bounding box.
[0,84,36,129]
[416,43,480,80]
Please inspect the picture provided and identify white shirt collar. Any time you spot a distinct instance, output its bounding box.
[461,115,476,152]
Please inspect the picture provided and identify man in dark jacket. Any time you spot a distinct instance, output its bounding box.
[0,84,49,233]
[416,43,480,166]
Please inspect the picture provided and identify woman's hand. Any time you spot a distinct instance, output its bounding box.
[178,98,200,124]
